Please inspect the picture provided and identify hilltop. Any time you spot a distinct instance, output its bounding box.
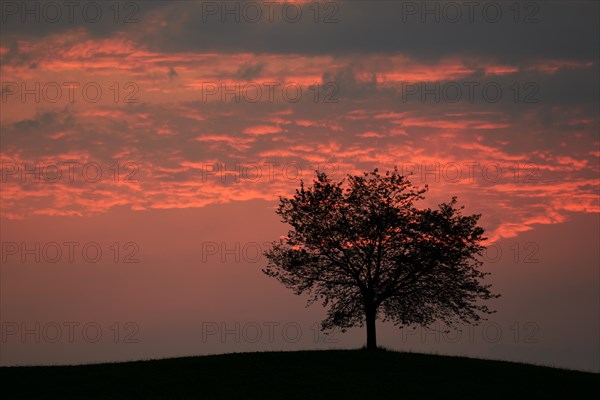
[2,349,598,399]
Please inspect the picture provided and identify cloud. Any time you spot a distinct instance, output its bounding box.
[1,1,598,244]
[235,62,266,80]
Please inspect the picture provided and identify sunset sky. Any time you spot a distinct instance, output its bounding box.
[1,1,598,371]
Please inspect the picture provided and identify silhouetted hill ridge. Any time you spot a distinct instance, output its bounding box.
[2,350,598,399]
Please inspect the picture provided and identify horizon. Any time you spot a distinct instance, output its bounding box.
[2,348,596,373]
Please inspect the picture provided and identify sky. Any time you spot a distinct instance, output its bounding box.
[0,1,598,371]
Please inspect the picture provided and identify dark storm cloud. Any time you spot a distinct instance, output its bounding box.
[2,1,597,63]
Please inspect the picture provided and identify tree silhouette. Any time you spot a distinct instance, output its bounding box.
[263,168,499,351]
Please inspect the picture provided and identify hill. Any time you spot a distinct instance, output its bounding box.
[2,350,598,399]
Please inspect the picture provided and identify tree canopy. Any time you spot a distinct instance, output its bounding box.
[263,168,499,350]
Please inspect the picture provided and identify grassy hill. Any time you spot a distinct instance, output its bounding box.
[2,350,598,399]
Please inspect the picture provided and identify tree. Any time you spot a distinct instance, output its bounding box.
[263,168,499,351]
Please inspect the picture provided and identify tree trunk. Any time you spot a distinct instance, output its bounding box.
[365,307,377,351]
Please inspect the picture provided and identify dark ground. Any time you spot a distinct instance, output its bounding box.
[2,349,598,399]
